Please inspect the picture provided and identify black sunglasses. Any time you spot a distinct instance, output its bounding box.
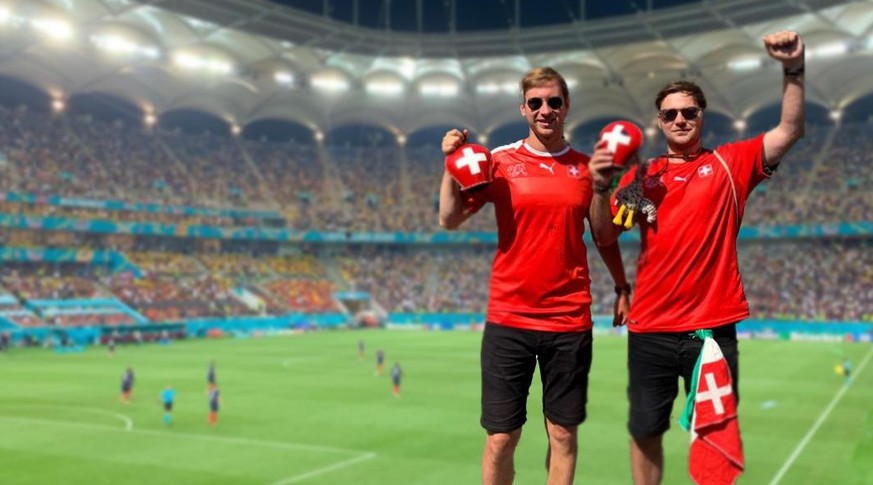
[659,107,702,122]
[526,97,564,111]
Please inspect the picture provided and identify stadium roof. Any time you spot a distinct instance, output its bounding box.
[0,0,871,139]
[263,0,707,34]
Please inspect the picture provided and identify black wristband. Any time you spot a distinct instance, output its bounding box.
[615,284,632,296]
[783,65,804,77]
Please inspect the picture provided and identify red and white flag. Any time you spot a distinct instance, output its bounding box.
[688,337,744,485]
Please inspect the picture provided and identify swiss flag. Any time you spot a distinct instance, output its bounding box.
[689,338,744,485]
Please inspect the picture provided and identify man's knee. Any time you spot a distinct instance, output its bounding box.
[632,433,663,453]
[486,429,522,456]
[546,421,578,451]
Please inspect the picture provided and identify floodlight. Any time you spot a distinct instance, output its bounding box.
[811,42,848,58]
[728,57,761,71]
[420,82,458,97]
[311,76,349,93]
[365,80,403,96]
[274,71,294,84]
[31,18,73,41]
[476,81,516,95]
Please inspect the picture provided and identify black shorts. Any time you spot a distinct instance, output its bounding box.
[480,322,593,433]
[627,323,739,439]
[164,402,173,412]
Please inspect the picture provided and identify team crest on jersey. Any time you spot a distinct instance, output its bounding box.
[567,165,581,178]
[698,164,714,177]
[506,163,528,178]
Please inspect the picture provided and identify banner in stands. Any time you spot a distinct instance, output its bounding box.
[2,191,280,220]
[2,212,872,244]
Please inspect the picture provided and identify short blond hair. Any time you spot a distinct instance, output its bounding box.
[519,67,569,102]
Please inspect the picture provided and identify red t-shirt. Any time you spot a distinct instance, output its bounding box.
[464,141,594,332]
[611,134,768,333]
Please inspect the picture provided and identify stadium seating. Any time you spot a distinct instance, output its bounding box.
[1,105,872,324]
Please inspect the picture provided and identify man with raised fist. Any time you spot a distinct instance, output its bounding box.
[439,66,632,485]
[588,30,806,485]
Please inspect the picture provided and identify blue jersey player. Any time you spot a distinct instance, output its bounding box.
[160,386,176,426]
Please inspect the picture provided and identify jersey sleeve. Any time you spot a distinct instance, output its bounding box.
[715,133,768,197]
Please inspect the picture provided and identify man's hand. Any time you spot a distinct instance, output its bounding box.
[613,292,630,327]
[589,140,616,191]
[763,30,804,69]
[442,129,469,155]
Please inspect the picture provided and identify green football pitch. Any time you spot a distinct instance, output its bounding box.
[0,330,871,485]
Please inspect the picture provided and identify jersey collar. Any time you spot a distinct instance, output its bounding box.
[523,141,571,158]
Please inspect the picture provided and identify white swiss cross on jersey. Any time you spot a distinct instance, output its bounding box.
[567,165,581,178]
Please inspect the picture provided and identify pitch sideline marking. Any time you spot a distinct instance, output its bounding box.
[267,452,377,485]
[0,414,376,483]
[768,345,873,485]
[0,404,133,431]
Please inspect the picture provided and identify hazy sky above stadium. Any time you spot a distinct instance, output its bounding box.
[272,0,701,32]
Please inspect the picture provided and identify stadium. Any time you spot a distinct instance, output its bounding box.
[0,0,871,483]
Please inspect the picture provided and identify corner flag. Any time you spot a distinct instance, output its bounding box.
[680,331,744,485]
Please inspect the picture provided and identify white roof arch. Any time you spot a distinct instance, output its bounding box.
[0,0,868,134]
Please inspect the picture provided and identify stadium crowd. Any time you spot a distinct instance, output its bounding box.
[0,238,871,327]
[5,107,872,231]
[1,106,872,328]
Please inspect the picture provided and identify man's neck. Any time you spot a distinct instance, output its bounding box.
[666,143,704,162]
[526,134,566,153]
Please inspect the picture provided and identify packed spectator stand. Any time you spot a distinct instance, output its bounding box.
[1,106,872,332]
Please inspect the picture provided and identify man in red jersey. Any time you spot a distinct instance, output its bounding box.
[588,31,805,485]
[440,66,632,485]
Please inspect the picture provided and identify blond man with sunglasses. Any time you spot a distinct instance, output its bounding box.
[440,67,631,484]
[588,31,805,485]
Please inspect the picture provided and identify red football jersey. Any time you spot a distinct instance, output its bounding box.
[612,134,768,333]
[464,141,595,332]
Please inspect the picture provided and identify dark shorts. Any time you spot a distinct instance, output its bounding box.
[627,323,739,439]
[480,322,593,433]
[121,384,131,393]
[210,403,219,412]
[164,402,173,412]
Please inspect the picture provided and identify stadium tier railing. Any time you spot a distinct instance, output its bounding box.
[2,212,873,243]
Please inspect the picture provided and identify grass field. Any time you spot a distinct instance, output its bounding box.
[0,330,871,485]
